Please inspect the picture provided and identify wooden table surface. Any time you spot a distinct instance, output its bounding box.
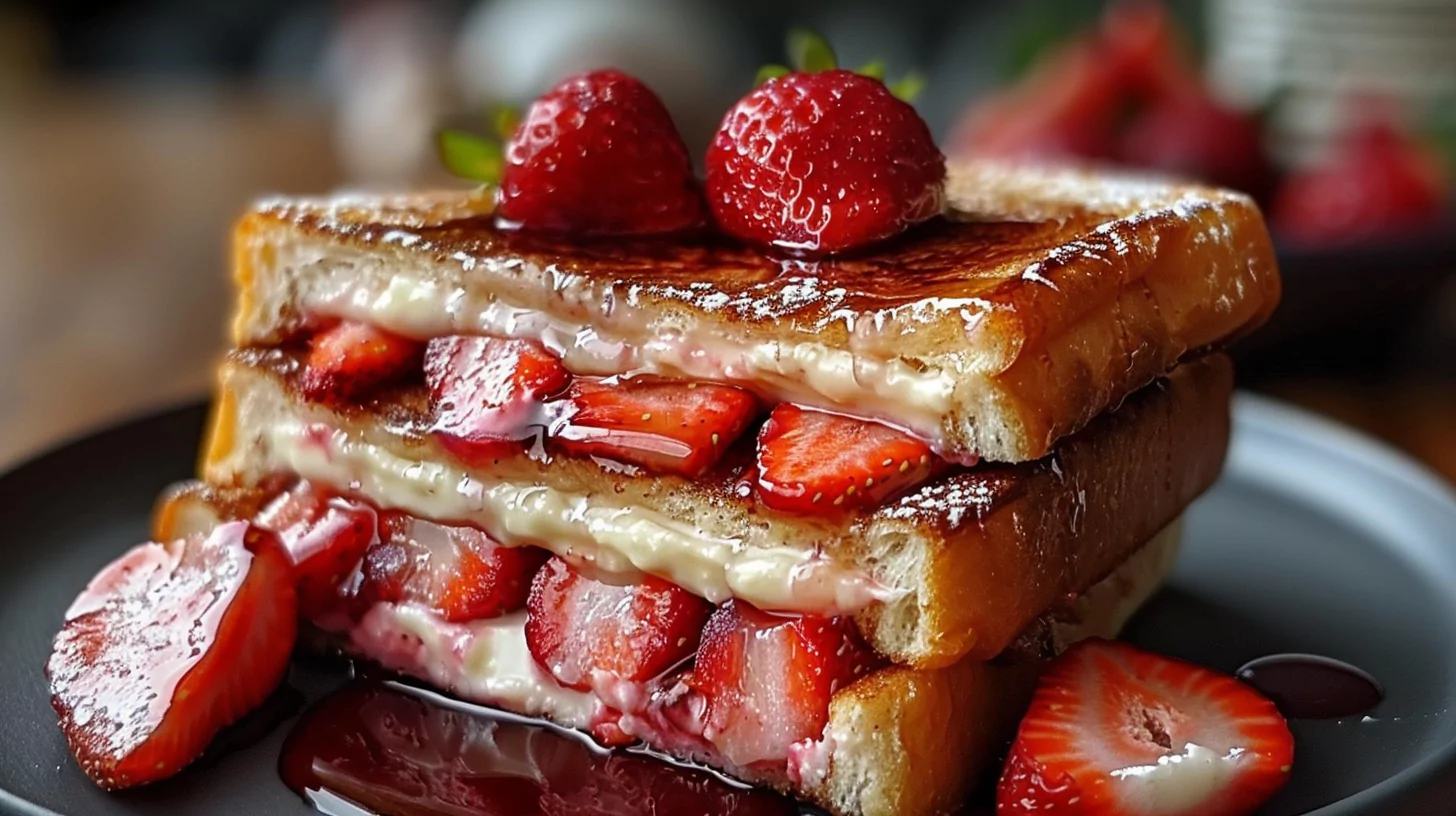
[0,82,341,466]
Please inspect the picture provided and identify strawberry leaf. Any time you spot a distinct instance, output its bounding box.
[491,106,521,142]
[437,128,502,184]
[856,60,887,81]
[787,28,837,74]
[755,63,791,86]
[889,71,927,103]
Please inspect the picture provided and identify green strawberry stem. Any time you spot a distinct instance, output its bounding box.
[755,64,791,86]
[856,60,887,80]
[889,71,927,103]
[754,29,928,105]
[787,27,838,73]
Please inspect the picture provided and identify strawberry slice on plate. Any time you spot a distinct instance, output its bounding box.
[997,638,1294,816]
[359,512,547,622]
[425,335,571,463]
[754,404,939,515]
[525,556,713,692]
[300,320,422,405]
[553,377,758,477]
[688,601,881,767]
[254,481,377,621]
[46,521,297,789]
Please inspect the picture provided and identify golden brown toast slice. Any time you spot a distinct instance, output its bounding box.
[153,484,1180,816]
[202,349,1231,668]
[230,161,1276,462]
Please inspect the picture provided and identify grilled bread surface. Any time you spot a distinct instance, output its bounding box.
[202,350,1230,668]
[230,161,1277,462]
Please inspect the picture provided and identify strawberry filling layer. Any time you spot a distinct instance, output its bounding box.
[247,480,884,783]
[288,319,953,517]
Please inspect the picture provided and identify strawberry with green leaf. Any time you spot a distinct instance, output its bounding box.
[706,30,945,255]
[439,72,704,236]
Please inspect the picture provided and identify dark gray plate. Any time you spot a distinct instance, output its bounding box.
[1,395,1455,815]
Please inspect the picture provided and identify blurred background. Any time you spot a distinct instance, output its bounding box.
[0,0,1452,479]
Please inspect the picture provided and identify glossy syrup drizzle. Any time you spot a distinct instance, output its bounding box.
[278,678,802,816]
[1236,653,1384,720]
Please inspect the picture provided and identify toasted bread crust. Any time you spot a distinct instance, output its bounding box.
[229,161,1276,461]
[860,354,1231,665]
[202,349,1229,667]
[813,521,1180,816]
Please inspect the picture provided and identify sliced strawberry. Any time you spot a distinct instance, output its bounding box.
[553,377,758,477]
[47,522,297,789]
[525,557,713,692]
[588,708,637,748]
[359,512,546,622]
[299,320,422,405]
[254,481,377,621]
[754,404,938,515]
[996,639,1294,816]
[425,335,571,463]
[688,601,881,768]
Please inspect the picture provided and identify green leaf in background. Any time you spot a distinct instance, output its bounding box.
[889,71,927,103]
[755,63,791,86]
[491,106,521,142]
[787,28,838,74]
[997,0,1100,82]
[1427,94,1456,176]
[857,59,887,81]
[437,129,503,184]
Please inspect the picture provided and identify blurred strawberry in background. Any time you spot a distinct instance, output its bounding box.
[950,0,1453,247]
[1274,115,1449,246]
[951,1,1274,200]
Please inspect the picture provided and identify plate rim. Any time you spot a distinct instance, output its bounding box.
[1228,393,1456,815]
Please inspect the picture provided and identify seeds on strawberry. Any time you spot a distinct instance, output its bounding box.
[359,512,546,623]
[424,335,570,462]
[498,69,706,236]
[300,320,422,405]
[706,69,945,255]
[47,522,297,789]
[524,557,713,692]
[688,601,881,767]
[755,404,938,515]
[997,638,1294,816]
[553,376,758,477]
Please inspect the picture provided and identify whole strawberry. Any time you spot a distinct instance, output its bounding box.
[706,39,945,255]
[495,69,705,235]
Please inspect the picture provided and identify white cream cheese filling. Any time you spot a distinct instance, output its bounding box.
[260,418,896,615]
[289,265,960,449]
[351,604,597,728]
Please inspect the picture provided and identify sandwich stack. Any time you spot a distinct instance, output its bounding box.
[47,63,1281,816]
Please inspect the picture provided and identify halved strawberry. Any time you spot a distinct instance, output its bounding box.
[997,639,1294,816]
[299,320,422,405]
[359,512,546,622]
[46,521,297,789]
[525,557,713,693]
[754,404,938,515]
[424,335,571,463]
[254,481,377,621]
[553,377,758,477]
[688,601,881,768]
